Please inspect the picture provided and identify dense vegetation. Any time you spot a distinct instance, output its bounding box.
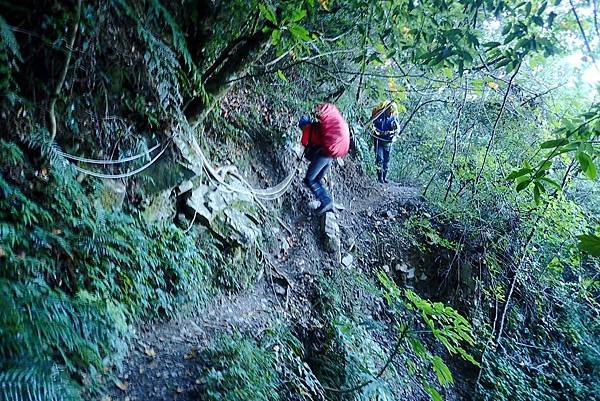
[0,0,598,400]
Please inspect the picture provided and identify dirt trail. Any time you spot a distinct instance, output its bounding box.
[105,181,419,401]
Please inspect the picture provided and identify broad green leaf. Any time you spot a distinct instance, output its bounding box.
[576,151,597,179]
[288,9,306,22]
[483,41,501,48]
[276,69,287,81]
[539,176,561,189]
[533,182,541,205]
[259,3,277,25]
[289,23,311,41]
[506,167,532,181]
[516,179,532,191]
[577,234,600,256]
[540,138,569,149]
[271,29,281,45]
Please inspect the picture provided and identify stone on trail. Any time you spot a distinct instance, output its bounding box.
[322,212,341,254]
[341,253,354,267]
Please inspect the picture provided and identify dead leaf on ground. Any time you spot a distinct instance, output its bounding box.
[176,387,185,393]
[144,347,156,357]
[115,381,128,391]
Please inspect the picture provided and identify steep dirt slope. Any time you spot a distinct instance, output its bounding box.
[103,153,420,401]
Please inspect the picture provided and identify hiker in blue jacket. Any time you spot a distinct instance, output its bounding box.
[372,102,399,183]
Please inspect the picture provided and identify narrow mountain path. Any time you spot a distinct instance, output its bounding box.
[104,182,419,401]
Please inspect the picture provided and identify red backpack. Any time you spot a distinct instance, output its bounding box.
[316,103,350,158]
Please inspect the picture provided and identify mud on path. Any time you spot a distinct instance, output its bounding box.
[104,178,420,401]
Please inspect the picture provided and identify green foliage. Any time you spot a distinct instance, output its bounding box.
[507,103,600,201]
[401,214,460,252]
[578,233,600,256]
[0,14,21,94]
[316,316,396,401]
[197,333,280,401]
[0,138,214,400]
[378,271,479,400]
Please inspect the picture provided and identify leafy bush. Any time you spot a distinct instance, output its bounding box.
[197,333,280,401]
[0,139,214,400]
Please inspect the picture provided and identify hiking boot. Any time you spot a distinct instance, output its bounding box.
[317,200,334,214]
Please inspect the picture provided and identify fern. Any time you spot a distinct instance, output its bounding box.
[148,0,197,74]
[0,15,21,60]
[0,360,79,401]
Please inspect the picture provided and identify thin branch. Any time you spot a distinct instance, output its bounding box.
[475,62,521,185]
[569,0,599,67]
[356,4,374,102]
[48,0,82,142]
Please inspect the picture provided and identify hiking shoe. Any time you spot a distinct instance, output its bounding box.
[317,201,334,214]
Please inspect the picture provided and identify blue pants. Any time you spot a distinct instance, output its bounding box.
[304,151,332,206]
[375,139,392,177]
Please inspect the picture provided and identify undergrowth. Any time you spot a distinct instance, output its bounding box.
[0,138,215,400]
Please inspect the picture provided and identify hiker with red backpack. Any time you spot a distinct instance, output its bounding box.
[372,101,399,183]
[298,103,350,214]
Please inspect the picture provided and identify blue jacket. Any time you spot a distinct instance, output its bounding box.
[373,115,398,141]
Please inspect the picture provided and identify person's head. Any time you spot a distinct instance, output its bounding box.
[385,102,398,117]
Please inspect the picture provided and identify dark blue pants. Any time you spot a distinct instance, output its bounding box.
[304,151,332,206]
[375,139,392,178]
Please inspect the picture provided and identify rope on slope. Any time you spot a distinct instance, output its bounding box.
[63,102,391,195]
[196,103,396,200]
[57,142,161,164]
[67,140,172,179]
[177,127,302,200]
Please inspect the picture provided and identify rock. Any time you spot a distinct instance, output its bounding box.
[386,210,397,219]
[419,273,427,281]
[396,262,415,279]
[97,179,126,211]
[278,236,290,253]
[341,253,354,267]
[143,189,175,223]
[177,180,193,194]
[322,212,341,254]
[308,200,320,210]
[395,262,408,272]
[186,182,261,247]
[187,185,212,221]
[274,285,286,296]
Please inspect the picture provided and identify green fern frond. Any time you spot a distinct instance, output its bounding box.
[148,0,197,73]
[0,15,21,61]
[0,360,80,401]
